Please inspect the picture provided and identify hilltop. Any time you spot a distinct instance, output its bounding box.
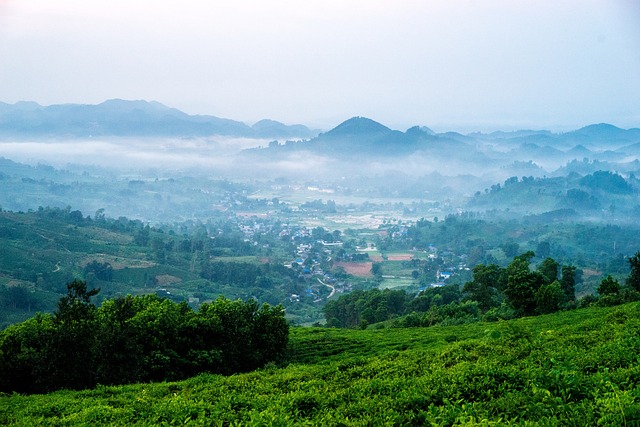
[250,115,640,166]
[0,99,319,139]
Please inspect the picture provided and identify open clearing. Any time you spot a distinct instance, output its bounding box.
[334,261,372,277]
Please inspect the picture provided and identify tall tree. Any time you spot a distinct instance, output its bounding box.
[535,280,564,314]
[504,252,546,316]
[626,251,640,292]
[463,263,504,311]
[54,280,100,324]
[538,257,559,284]
[49,280,100,390]
[598,275,621,296]
[560,265,576,301]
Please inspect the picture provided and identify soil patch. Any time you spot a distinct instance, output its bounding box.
[334,261,373,277]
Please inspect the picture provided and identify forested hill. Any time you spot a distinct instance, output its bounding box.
[0,207,320,328]
[0,99,319,139]
[466,170,640,220]
[250,117,640,161]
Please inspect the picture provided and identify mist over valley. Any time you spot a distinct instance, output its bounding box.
[1,100,639,223]
[2,1,640,423]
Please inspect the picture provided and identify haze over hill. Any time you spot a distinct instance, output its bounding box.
[0,99,638,225]
[0,100,320,139]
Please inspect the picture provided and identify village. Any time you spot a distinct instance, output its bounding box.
[229,210,472,305]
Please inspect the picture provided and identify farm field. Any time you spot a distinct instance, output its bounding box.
[2,302,639,426]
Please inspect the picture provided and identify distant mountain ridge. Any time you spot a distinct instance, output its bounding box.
[0,99,320,139]
[1,100,638,152]
[252,116,640,162]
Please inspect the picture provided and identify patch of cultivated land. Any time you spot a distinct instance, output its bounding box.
[385,253,413,261]
[155,274,182,286]
[334,261,372,277]
[80,226,134,245]
[81,254,156,269]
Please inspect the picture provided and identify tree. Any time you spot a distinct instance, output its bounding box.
[94,295,146,385]
[598,275,620,296]
[535,281,564,314]
[371,262,383,278]
[536,241,551,259]
[83,260,113,282]
[538,257,559,284]
[0,313,55,393]
[50,280,100,390]
[54,280,100,325]
[3,285,37,312]
[463,263,505,311]
[560,265,576,302]
[504,252,546,316]
[502,241,520,258]
[626,251,640,292]
[1,290,289,393]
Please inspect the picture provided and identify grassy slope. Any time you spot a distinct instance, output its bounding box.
[1,303,640,426]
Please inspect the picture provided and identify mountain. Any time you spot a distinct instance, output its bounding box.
[323,116,392,137]
[0,100,318,139]
[253,116,476,158]
[251,119,319,139]
[566,144,593,157]
[560,123,640,149]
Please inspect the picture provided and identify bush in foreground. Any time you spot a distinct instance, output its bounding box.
[0,281,288,394]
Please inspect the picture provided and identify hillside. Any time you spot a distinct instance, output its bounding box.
[466,171,640,220]
[0,206,328,328]
[0,100,318,139]
[1,302,638,425]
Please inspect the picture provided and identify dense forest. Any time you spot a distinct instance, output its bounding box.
[0,280,288,394]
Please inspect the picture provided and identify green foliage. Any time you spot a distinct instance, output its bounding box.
[596,288,640,308]
[462,263,504,311]
[538,257,559,283]
[326,253,588,330]
[535,280,564,314]
[579,170,633,194]
[504,252,547,316]
[83,260,113,282]
[2,303,640,426]
[626,251,640,292]
[560,265,576,302]
[0,283,289,394]
[323,288,408,328]
[412,300,481,327]
[481,303,517,322]
[598,275,621,296]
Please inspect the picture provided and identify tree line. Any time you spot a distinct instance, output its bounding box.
[0,280,289,394]
[324,251,640,328]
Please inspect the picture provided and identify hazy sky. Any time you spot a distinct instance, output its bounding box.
[0,0,638,132]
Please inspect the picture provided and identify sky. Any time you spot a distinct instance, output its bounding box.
[0,0,638,132]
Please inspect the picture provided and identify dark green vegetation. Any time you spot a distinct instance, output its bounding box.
[0,206,334,327]
[1,302,639,425]
[0,280,288,394]
[468,170,640,220]
[3,201,640,328]
[323,251,640,329]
